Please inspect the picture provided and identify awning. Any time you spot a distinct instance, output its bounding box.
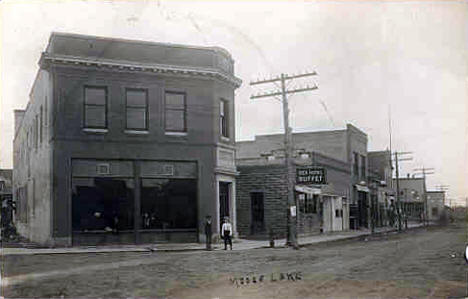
[295,185,321,195]
[355,184,370,193]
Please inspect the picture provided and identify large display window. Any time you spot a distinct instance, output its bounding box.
[140,178,197,230]
[72,177,134,232]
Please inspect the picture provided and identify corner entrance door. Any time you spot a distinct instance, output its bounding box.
[250,192,264,234]
[219,182,230,228]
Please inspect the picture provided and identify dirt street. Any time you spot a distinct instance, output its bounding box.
[3,224,467,298]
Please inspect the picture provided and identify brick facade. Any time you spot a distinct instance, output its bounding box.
[13,33,241,246]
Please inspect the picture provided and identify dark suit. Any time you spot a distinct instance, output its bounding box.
[205,221,212,250]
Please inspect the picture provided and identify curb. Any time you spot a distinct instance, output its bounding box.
[1,225,428,256]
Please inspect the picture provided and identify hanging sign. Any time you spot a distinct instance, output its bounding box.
[296,167,326,184]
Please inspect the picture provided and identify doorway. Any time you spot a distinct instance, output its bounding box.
[250,192,264,234]
[357,191,368,228]
[219,182,230,228]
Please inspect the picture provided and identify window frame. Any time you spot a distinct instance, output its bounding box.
[39,106,43,145]
[220,99,229,138]
[353,152,359,177]
[125,88,149,131]
[34,114,39,149]
[360,154,366,179]
[305,194,318,214]
[83,85,108,129]
[164,91,187,133]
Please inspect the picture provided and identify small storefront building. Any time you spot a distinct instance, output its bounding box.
[295,184,348,233]
[236,151,351,239]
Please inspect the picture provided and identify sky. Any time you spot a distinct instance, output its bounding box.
[1,0,467,205]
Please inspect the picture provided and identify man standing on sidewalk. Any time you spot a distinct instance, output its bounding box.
[221,217,233,250]
[205,215,212,251]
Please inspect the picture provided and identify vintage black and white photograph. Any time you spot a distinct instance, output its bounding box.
[0,0,467,298]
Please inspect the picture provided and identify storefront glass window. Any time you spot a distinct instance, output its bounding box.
[72,177,134,232]
[140,178,197,230]
[298,193,318,214]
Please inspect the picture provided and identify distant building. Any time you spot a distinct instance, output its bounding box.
[235,124,369,238]
[426,191,445,221]
[0,169,12,202]
[392,176,425,221]
[368,150,394,227]
[0,169,14,235]
[13,33,241,246]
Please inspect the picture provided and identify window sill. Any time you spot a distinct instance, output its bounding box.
[124,130,149,135]
[165,131,188,136]
[83,128,108,134]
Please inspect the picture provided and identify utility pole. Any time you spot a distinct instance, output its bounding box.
[388,106,393,227]
[251,71,318,249]
[413,167,435,226]
[394,151,412,231]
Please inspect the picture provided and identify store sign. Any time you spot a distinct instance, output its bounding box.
[296,167,326,184]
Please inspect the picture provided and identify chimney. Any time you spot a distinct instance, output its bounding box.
[14,110,25,135]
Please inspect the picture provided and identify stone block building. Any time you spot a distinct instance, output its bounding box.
[235,124,369,239]
[13,32,241,246]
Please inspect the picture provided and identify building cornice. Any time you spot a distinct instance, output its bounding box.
[40,53,242,88]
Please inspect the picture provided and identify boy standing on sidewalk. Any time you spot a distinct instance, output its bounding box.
[221,217,233,250]
[205,215,212,251]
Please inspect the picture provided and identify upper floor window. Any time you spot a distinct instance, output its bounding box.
[34,115,39,149]
[360,155,366,179]
[353,152,359,177]
[84,86,107,129]
[40,106,43,144]
[126,88,148,130]
[220,99,229,138]
[165,91,186,133]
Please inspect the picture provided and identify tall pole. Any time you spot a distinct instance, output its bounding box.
[388,105,393,190]
[281,74,296,248]
[395,152,402,231]
[250,71,318,249]
[388,106,393,228]
[423,167,427,226]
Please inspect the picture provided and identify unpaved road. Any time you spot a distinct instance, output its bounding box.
[3,224,467,298]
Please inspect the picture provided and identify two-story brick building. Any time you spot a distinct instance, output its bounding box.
[13,33,241,246]
[235,124,369,239]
